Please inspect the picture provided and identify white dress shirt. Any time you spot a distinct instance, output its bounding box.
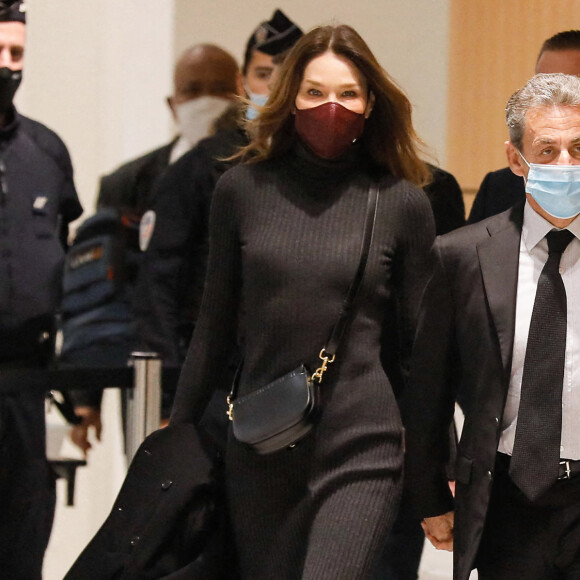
[499,202,580,459]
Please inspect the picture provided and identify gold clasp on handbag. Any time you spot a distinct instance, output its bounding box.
[227,395,234,421]
[311,348,335,384]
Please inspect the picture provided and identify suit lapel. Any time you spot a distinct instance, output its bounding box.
[476,205,524,373]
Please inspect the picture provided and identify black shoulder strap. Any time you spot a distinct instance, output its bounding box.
[229,181,379,401]
[324,181,379,357]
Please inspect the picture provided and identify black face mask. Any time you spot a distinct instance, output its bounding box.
[0,67,22,114]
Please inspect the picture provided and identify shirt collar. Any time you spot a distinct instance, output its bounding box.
[169,135,193,164]
[522,200,580,252]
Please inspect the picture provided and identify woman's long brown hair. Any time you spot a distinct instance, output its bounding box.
[240,24,431,187]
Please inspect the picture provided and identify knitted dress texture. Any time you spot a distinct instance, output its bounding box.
[171,143,435,579]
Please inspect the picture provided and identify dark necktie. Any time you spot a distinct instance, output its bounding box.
[509,229,575,501]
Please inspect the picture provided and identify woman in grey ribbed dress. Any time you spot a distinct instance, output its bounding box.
[171,25,436,579]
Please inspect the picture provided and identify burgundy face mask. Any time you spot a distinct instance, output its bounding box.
[294,101,365,160]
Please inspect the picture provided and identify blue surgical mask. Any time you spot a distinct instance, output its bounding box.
[519,152,580,219]
[245,87,269,120]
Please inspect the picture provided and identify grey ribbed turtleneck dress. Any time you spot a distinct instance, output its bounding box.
[171,143,436,579]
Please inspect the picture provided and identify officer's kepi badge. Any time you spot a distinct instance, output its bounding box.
[139,210,156,252]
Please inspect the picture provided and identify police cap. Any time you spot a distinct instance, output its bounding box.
[243,9,302,71]
[0,1,25,23]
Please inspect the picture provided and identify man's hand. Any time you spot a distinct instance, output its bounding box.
[422,511,454,551]
[69,406,102,457]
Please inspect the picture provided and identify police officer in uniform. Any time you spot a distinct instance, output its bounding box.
[0,2,83,578]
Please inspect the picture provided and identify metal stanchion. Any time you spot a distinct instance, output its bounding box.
[126,352,162,461]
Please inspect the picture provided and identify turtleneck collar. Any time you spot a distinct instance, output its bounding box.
[287,138,367,186]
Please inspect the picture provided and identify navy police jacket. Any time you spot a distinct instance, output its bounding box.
[0,108,82,360]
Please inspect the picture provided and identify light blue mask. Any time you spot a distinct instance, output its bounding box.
[520,152,580,219]
[245,89,269,120]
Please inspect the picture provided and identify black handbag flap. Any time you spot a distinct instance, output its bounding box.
[232,365,314,446]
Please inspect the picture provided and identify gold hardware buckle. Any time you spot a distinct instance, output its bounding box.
[226,395,234,421]
[311,348,336,384]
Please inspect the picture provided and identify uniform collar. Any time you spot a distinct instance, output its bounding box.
[0,106,19,141]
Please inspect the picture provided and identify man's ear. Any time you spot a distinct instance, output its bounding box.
[365,91,375,119]
[506,140,527,178]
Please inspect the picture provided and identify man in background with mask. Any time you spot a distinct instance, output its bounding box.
[132,9,302,374]
[468,30,580,224]
[401,73,580,580]
[0,1,83,577]
[96,43,241,214]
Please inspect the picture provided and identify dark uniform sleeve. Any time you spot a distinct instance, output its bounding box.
[23,118,83,245]
[56,141,82,247]
[56,146,81,216]
[467,168,525,224]
[424,166,466,236]
[170,169,241,424]
[133,146,216,367]
[95,143,173,213]
[96,173,123,211]
[466,171,493,225]
[43,129,87,405]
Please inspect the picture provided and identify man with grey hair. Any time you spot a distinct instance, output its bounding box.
[400,72,580,579]
[469,29,580,223]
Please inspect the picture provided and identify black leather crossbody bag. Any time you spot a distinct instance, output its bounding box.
[227,183,379,454]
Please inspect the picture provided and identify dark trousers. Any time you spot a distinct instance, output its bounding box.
[0,383,56,580]
[477,453,580,580]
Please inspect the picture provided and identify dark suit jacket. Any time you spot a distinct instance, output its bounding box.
[401,203,525,580]
[468,166,524,224]
[97,141,175,214]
